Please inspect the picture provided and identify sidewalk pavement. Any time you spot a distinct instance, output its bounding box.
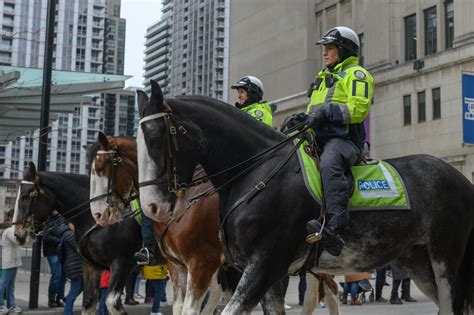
[13,270,438,314]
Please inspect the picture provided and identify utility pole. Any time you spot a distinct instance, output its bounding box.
[29,0,57,309]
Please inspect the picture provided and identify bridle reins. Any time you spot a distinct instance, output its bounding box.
[137,111,310,205]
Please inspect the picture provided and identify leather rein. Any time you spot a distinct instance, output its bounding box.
[137,111,310,205]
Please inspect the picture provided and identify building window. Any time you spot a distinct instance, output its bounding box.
[404,14,417,61]
[424,6,437,55]
[403,95,411,125]
[432,87,441,120]
[418,91,426,123]
[445,1,454,49]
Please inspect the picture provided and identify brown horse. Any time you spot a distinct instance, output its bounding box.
[89,133,340,315]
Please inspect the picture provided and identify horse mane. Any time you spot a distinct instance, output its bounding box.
[39,172,89,189]
[167,95,286,142]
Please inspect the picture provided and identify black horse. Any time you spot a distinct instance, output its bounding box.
[136,81,474,315]
[13,162,142,315]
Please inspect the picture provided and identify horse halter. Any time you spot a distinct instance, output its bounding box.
[94,149,139,215]
[138,112,188,197]
[17,180,47,235]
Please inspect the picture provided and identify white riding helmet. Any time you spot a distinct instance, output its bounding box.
[231,76,264,98]
[317,26,360,54]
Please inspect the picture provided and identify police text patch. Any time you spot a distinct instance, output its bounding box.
[354,70,366,79]
[358,180,390,191]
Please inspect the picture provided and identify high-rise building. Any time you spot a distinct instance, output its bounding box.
[0,0,107,72]
[143,0,230,101]
[104,0,126,75]
[0,0,132,179]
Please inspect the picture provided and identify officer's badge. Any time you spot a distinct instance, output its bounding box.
[254,110,264,118]
[354,70,366,79]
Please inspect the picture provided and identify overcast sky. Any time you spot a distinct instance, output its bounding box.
[121,0,162,88]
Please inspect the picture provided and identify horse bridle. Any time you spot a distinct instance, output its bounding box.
[137,111,311,205]
[93,149,139,215]
[138,112,188,197]
[15,180,50,235]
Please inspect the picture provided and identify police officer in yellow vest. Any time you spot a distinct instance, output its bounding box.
[295,26,374,256]
[231,76,273,127]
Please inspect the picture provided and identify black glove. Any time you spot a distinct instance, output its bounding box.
[280,112,308,132]
[306,106,328,128]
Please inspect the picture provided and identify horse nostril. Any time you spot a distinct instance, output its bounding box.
[150,203,158,214]
[94,213,102,220]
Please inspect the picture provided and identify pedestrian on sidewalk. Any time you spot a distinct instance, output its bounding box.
[143,264,168,315]
[341,272,371,305]
[0,209,23,314]
[390,265,417,304]
[97,270,110,315]
[42,210,66,308]
[375,265,388,302]
[57,223,83,315]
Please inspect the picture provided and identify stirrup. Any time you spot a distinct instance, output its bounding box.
[306,217,325,244]
[134,247,150,266]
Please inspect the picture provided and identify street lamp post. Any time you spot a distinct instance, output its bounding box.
[29,0,57,309]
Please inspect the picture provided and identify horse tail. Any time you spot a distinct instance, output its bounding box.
[463,229,474,313]
[217,264,241,295]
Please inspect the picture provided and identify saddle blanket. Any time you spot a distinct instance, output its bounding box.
[296,142,410,210]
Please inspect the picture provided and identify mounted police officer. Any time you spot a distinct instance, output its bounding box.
[288,26,374,256]
[231,75,273,127]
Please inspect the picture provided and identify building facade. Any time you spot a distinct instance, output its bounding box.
[228,0,317,115]
[229,0,474,181]
[0,0,132,211]
[144,0,230,101]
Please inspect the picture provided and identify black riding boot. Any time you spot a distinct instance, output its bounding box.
[401,279,417,302]
[306,219,345,256]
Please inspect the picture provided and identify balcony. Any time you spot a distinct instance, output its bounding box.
[93,21,104,29]
[0,44,12,51]
[3,6,15,14]
[93,0,105,7]
[92,31,103,38]
[145,37,170,54]
[0,56,12,63]
[216,21,225,29]
[2,18,14,26]
[91,42,103,50]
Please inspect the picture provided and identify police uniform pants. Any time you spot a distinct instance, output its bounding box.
[319,138,363,230]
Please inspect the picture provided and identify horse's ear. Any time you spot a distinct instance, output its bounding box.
[136,90,149,118]
[98,131,108,148]
[150,80,172,113]
[27,162,39,183]
[150,80,164,107]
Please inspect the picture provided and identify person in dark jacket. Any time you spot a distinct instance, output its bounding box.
[42,210,66,307]
[54,223,83,315]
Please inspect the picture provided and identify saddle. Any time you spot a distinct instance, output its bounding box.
[297,132,410,211]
